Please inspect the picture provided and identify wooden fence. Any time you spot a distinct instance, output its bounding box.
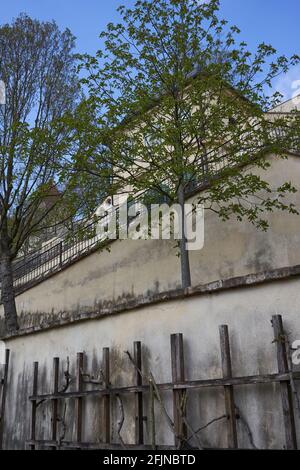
[25,314,300,450]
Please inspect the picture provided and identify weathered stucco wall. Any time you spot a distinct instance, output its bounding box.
[2,276,300,449]
[0,153,300,449]
[1,153,299,324]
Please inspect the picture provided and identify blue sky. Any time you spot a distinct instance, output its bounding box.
[1,0,300,98]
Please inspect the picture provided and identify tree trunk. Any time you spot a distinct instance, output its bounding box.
[0,253,19,332]
[177,184,191,289]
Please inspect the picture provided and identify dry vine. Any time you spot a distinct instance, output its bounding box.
[125,349,259,450]
[116,394,126,449]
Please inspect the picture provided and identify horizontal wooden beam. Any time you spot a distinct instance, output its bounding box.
[26,440,176,450]
[29,371,300,401]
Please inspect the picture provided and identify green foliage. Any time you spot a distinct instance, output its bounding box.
[76,0,300,232]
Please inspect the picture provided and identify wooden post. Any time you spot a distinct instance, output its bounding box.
[219,325,238,449]
[170,333,187,447]
[0,349,10,450]
[134,341,144,445]
[272,315,297,449]
[30,361,39,450]
[50,357,59,449]
[149,381,156,450]
[75,352,84,444]
[102,347,110,444]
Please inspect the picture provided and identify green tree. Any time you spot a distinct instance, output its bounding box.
[79,0,300,289]
[0,15,82,332]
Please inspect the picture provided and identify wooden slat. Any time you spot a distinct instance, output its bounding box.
[134,341,144,445]
[29,370,300,401]
[171,333,187,447]
[149,381,156,449]
[29,362,39,450]
[26,439,176,450]
[75,352,84,444]
[219,325,238,449]
[102,347,110,444]
[272,315,297,449]
[0,349,10,450]
[50,357,59,449]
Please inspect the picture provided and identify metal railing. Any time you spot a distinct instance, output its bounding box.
[13,221,104,291]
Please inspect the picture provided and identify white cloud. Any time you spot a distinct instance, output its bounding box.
[274,64,300,101]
